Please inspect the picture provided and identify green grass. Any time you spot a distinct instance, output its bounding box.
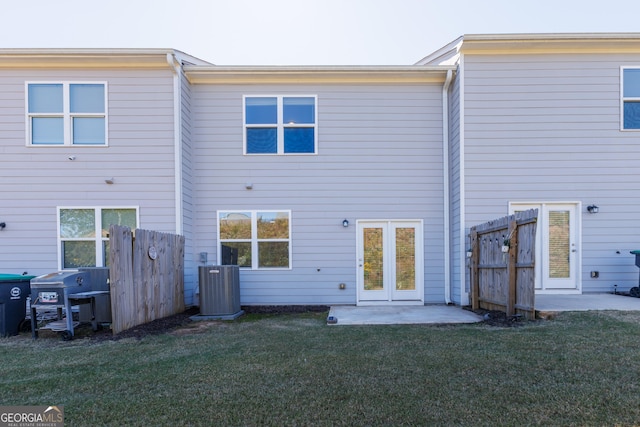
[2,311,640,426]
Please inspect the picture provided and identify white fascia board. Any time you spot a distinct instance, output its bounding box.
[183,65,456,84]
[461,32,640,54]
[0,48,183,69]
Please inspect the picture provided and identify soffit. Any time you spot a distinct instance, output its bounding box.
[0,49,179,69]
[183,66,455,84]
[461,33,640,55]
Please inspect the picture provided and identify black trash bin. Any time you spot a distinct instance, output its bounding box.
[0,274,35,337]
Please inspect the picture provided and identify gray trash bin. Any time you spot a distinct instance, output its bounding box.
[0,274,35,336]
[198,265,242,318]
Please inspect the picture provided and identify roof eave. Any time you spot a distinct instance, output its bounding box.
[0,48,185,69]
[461,33,640,54]
[183,65,456,84]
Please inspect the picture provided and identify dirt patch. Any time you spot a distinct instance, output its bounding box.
[79,305,329,342]
[73,306,199,342]
[464,307,534,327]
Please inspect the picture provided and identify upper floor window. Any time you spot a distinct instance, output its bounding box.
[58,207,137,269]
[27,82,107,145]
[243,96,317,154]
[622,68,640,130]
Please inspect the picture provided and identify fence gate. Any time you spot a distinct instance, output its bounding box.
[109,225,185,334]
[468,209,538,319]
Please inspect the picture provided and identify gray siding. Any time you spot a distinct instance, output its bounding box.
[191,83,446,305]
[463,53,640,292]
[0,69,178,277]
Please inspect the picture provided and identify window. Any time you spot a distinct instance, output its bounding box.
[244,96,317,154]
[622,68,640,130]
[218,210,291,269]
[27,82,107,145]
[58,207,137,269]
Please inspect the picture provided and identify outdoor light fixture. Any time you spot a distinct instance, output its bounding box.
[342,219,349,227]
[587,205,599,214]
[0,222,5,230]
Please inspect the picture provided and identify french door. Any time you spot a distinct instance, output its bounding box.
[357,220,424,303]
[510,203,580,292]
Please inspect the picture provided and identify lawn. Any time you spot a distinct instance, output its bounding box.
[2,310,640,426]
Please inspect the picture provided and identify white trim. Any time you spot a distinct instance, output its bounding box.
[168,54,184,234]
[217,210,293,270]
[509,201,582,294]
[57,206,139,269]
[25,81,108,147]
[185,66,453,85]
[620,66,640,131]
[242,95,318,155]
[458,54,469,306]
[442,70,453,304]
[355,219,425,305]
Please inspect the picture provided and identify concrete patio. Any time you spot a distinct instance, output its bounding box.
[327,293,640,325]
[535,293,640,311]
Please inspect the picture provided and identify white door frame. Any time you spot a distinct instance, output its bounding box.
[356,220,424,305]
[509,202,581,294]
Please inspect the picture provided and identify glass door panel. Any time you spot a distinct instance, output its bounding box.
[548,210,570,279]
[394,227,416,291]
[363,227,384,291]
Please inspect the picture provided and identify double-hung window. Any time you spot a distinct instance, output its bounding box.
[27,82,107,145]
[622,68,640,130]
[244,96,317,154]
[58,207,137,269]
[218,210,291,269]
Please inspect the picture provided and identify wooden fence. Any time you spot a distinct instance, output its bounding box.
[109,225,185,334]
[468,209,538,319]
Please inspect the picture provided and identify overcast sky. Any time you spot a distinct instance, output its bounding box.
[3,0,640,65]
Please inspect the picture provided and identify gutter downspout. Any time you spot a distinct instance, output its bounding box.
[442,70,453,305]
[458,54,469,306]
[167,53,183,235]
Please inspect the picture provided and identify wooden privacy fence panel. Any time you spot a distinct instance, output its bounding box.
[469,209,538,319]
[109,225,185,334]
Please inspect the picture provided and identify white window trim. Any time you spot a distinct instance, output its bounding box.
[620,66,640,131]
[242,95,317,155]
[26,81,109,146]
[217,209,292,270]
[57,206,139,269]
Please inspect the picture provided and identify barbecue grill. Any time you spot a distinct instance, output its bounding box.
[30,270,90,340]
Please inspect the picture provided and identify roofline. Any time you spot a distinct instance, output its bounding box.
[415,36,464,66]
[460,32,640,54]
[0,48,212,69]
[464,32,640,41]
[183,65,456,84]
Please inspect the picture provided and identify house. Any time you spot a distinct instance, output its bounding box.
[1,33,640,309]
[421,33,640,303]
